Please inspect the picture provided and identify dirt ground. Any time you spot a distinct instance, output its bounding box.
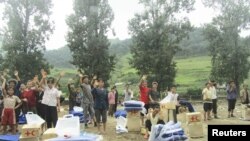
[0,100,249,141]
[57,99,250,141]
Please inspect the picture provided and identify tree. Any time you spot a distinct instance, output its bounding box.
[128,0,194,91]
[0,0,53,81]
[203,0,250,91]
[66,0,115,84]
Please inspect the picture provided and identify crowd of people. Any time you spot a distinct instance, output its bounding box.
[0,70,249,136]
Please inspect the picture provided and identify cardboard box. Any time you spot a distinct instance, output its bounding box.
[161,109,176,123]
[187,122,204,138]
[160,102,176,110]
[19,135,39,141]
[42,128,58,140]
[21,122,46,138]
[186,112,202,124]
[127,110,140,117]
[127,111,141,132]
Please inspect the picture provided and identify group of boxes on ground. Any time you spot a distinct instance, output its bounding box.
[126,102,204,138]
[19,112,58,141]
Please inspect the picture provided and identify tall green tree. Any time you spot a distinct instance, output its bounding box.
[128,0,194,91]
[203,0,250,91]
[66,0,115,84]
[0,0,53,81]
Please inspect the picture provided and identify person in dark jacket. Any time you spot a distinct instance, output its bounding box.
[113,86,119,113]
[92,78,109,134]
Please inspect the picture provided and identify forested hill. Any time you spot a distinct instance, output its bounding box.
[44,38,132,68]
[39,28,210,68]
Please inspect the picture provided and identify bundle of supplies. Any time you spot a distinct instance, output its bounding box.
[124,100,144,132]
[114,110,127,118]
[69,106,90,123]
[149,121,188,141]
[124,100,144,111]
[20,112,46,140]
[116,116,128,134]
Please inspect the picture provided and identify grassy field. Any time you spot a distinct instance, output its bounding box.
[49,55,212,96]
[50,55,250,98]
[175,56,211,93]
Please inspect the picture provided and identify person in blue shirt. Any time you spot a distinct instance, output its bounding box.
[91,78,108,134]
[226,80,237,118]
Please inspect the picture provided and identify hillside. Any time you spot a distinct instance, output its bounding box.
[44,46,74,68]
[44,38,131,68]
[43,28,208,68]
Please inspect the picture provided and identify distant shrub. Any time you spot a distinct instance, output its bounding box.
[186,88,202,99]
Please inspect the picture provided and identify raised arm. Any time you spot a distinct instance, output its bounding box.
[14,70,20,82]
[39,69,47,88]
[1,76,7,97]
[139,75,147,87]
[55,72,64,88]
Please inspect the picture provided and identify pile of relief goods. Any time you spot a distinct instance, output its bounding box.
[149,121,188,141]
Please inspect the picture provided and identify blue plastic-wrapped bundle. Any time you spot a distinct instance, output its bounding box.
[123,100,144,112]
[149,121,188,141]
[0,134,19,141]
[114,110,127,118]
[69,110,85,123]
[18,114,27,124]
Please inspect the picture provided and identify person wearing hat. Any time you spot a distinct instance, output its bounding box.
[226,80,237,118]
[79,75,96,128]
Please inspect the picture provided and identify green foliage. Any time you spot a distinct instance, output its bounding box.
[109,38,131,56]
[44,46,74,68]
[177,28,209,57]
[66,0,115,85]
[175,56,211,93]
[128,0,195,91]
[186,88,202,99]
[0,0,53,81]
[203,0,250,90]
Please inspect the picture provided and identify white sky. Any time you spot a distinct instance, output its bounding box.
[46,0,216,50]
[1,0,249,50]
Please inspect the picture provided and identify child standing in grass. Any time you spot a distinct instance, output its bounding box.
[0,76,22,134]
[202,82,212,121]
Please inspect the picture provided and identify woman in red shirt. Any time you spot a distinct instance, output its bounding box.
[139,75,149,126]
[21,80,38,114]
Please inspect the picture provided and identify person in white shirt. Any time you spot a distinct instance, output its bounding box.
[210,80,218,119]
[202,82,212,121]
[40,70,60,128]
[123,84,133,101]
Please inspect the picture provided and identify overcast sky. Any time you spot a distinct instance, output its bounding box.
[45,0,217,50]
[1,0,249,50]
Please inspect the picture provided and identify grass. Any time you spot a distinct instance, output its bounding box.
[50,55,250,98]
[174,56,211,93]
[50,55,212,97]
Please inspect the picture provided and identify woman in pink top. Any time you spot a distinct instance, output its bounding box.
[108,87,116,117]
